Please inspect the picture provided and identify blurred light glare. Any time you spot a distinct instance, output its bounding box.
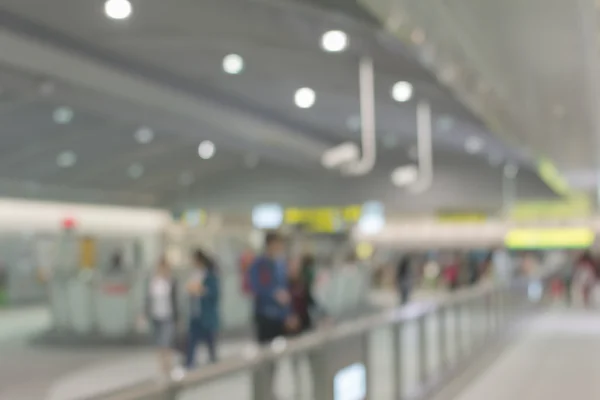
[295,87,316,109]
[134,127,154,144]
[252,203,283,229]
[222,54,244,75]
[321,30,348,52]
[57,151,77,168]
[465,136,484,154]
[53,106,74,124]
[391,165,418,187]
[391,81,413,102]
[321,142,359,169]
[104,0,132,20]
[198,140,216,159]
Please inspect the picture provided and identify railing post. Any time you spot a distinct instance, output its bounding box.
[393,322,403,399]
[418,316,428,385]
[252,361,275,400]
[438,306,447,370]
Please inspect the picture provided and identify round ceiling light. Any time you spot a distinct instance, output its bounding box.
[56,151,77,168]
[104,0,132,20]
[53,106,74,124]
[134,127,154,144]
[128,163,144,179]
[391,81,413,102]
[222,54,244,75]
[294,87,316,109]
[391,165,418,187]
[198,140,216,159]
[321,30,348,52]
[465,136,484,154]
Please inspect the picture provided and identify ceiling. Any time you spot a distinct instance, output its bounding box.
[360,0,599,193]
[0,0,557,211]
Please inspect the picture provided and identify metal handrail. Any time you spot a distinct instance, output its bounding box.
[86,276,542,400]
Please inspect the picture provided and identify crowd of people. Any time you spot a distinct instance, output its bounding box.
[144,231,327,379]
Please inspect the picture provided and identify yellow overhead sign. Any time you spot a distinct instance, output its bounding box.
[437,213,487,223]
[537,158,570,196]
[510,195,591,221]
[505,227,594,249]
[284,206,361,233]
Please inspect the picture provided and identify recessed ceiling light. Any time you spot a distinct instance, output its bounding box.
[294,87,316,109]
[53,106,74,124]
[465,136,484,154]
[222,54,244,75]
[391,81,413,102]
[391,165,418,187]
[198,140,216,159]
[104,0,132,20]
[321,30,348,52]
[179,171,195,186]
[56,151,77,168]
[134,127,154,144]
[128,163,144,179]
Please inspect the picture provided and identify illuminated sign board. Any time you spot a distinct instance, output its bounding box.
[505,227,595,249]
[284,206,361,233]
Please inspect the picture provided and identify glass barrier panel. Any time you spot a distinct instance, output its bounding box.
[177,371,252,400]
[425,312,441,377]
[459,301,471,355]
[445,305,459,365]
[399,320,420,398]
[367,325,396,400]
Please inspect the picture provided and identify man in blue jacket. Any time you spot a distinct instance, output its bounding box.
[249,231,294,344]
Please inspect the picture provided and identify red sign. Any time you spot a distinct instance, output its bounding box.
[102,284,129,295]
[62,217,77,229]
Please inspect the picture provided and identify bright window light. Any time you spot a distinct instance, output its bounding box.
[295,87,316,109]
[128,163,144,179]
[53,106,74,124]
[321,30,348,52]
[198,140,216,159]
[222,54,244,75]
[134,127,154,144]
[391,81,413,102]
[104,0,132,20]
[57,151,77,168]
[465,136,484,154]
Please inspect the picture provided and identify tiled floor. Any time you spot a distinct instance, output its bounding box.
[452,309,600,400]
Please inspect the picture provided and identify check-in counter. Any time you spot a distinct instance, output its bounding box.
[47,264,371,341]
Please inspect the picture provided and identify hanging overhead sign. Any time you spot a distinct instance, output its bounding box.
[510,195,591,221]
[505,227,594,249]
[436,212,488,223]
[284,206,361,233]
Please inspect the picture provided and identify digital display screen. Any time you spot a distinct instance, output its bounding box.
[333,363,366,400]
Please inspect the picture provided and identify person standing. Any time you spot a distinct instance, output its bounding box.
[396,255,413,305]
[248,232,294,344]
[185,250,220,369]
[146,258,178,377]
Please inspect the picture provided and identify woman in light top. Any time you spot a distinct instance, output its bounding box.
[185,249,220,369]
[146,257,178,377]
